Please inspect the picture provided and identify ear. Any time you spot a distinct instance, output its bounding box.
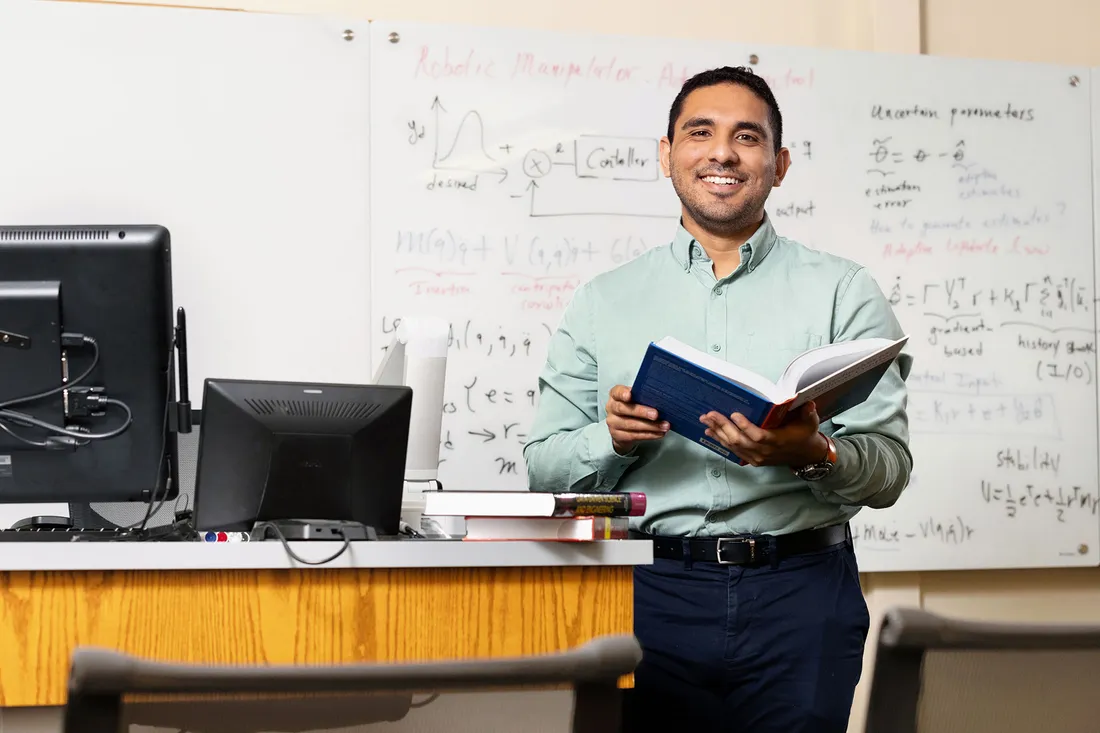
[659,136,672,178]
[772,147,792,187]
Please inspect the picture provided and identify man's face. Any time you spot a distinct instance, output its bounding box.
[659,83,790,236]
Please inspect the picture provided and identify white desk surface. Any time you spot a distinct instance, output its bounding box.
[0,538,653,571]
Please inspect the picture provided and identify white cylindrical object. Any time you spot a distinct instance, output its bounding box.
[397,317,449,481]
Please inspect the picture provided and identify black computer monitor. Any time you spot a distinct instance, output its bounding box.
[192,378,413,539]
[0,225,181,507]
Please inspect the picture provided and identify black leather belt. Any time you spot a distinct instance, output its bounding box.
[632,523,850,566]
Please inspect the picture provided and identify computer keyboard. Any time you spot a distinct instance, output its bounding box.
[0,527,139,542]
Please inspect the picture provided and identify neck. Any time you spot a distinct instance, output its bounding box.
[683,211,764,279]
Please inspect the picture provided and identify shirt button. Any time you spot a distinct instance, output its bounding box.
[711,344,721,352]
[711,468,722,478]
[713,287,723,296]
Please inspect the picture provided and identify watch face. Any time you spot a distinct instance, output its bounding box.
[798,464,832,481]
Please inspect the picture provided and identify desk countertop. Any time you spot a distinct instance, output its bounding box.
[0,538,652,571]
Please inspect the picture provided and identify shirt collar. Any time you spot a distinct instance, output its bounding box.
[671,214,778,274]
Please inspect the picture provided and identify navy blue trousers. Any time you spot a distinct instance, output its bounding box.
[621,538,870,732]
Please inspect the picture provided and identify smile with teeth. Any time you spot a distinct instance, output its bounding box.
[701,175,744,186]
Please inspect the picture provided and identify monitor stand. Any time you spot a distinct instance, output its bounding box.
[250,519,378,542]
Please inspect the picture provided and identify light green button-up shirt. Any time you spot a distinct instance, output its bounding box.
[522,215,914,537]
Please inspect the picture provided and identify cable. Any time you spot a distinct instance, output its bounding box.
[106,340,175,532]
[420,516,453,539]
[130,343,176,531]
[0,420,48,448]
[0,399,131,439]
[259,522,352,566]
[0,334,99,410]
[0,333,133,449]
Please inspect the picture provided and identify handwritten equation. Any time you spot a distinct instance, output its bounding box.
[436,428,526,478]
[886,274,1090,319]
[866,137,966,178]
[908,392,1059,437]
[392,228,653,272]
[980,480,1098,522]
[852,515,976,549]
[378,316,552,359]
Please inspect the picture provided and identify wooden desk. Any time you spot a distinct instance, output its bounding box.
[0,539,651,707]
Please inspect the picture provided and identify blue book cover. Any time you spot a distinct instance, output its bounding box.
[629,335,908,463]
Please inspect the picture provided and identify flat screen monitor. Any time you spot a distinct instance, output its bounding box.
[192,378,412,537]
[0,225,178,505]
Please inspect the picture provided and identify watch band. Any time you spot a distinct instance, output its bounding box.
[791,433,837,481]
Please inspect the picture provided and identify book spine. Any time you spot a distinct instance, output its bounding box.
[551,492,646,517]
[593,516,630,540]
[760,402,792,429]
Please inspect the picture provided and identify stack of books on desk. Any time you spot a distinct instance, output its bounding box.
[421,491,646,541]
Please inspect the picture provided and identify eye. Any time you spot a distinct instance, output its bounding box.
[689,129,710,137]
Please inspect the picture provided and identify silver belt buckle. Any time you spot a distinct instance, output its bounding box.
[715,537,756,564]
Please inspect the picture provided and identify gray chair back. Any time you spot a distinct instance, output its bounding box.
[63,634,641,733]
[865,606,1100,733]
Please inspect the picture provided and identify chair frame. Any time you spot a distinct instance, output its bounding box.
[865,606,1100,733]
[62,634,642,733]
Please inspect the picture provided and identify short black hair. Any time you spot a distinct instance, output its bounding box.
[666,66,783,155]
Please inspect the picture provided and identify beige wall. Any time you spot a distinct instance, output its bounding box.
[64,1,1100,731]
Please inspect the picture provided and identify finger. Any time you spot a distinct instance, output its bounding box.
[730,413,768,443]
[610,416,669,433]
[611,426,667,443]
[612,400,659,421]
[614,430,667,443]
[798,401,819,423]
[701,413,746,448]
[610,385,632,403]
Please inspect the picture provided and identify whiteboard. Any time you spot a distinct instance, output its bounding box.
[369,21,1100,572]
[0,0,372,407]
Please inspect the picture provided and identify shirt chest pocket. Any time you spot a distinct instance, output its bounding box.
[742,332,826,386]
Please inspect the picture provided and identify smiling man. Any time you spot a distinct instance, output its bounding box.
[523,66,913,731]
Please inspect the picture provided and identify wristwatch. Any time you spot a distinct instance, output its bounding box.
[793,433,837,481]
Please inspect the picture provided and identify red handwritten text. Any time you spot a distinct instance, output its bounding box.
[882,241,933,262]
[940,236,1050,256]
[657,63,814,91]
[504,273,579,311]
[397,267,475,297]
[512,54,637,84]
[945,237,999,256]
[415,46,497,80]
[409,281,471,297]
[1007,236,1051,256]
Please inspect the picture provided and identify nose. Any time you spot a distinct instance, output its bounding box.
[708,133,739,166]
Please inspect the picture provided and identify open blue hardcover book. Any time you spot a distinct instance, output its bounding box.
[629,334,909,463]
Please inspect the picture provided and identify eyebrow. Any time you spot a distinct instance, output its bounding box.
[680,117,769,139]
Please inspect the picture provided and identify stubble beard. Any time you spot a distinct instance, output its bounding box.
[670,161,771,237]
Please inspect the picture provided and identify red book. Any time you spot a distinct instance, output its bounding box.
[462,516,630,541]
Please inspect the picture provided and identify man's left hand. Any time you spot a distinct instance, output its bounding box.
[700,402,828,468]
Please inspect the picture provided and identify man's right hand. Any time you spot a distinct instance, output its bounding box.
[605,385,669,455]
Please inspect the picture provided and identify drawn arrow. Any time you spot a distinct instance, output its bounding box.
[468,428,496,442]
[526,180,539,216]
[430,96,446,166]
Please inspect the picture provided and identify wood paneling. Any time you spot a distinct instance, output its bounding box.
[0,565,633,707]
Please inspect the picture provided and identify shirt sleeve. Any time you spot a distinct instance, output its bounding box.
[808,265,914,508]
[522,282,639,493]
